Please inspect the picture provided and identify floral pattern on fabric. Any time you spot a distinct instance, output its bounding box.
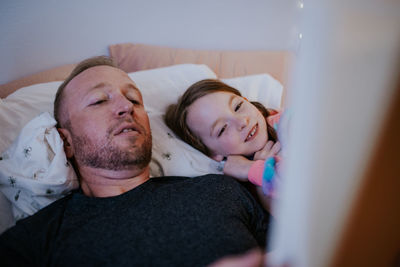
[0,112,79,221]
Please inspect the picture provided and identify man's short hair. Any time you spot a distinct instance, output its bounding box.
[53,56,118,128]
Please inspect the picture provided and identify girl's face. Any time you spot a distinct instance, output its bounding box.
[186,91,268,161]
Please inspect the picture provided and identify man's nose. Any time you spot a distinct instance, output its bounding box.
[114,97,133,117]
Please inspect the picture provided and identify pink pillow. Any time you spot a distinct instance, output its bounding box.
[109,43,292,86]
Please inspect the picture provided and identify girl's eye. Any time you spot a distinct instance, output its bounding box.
[218,125,227,137]
[234,101,243,112]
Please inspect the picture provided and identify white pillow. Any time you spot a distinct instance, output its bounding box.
[0,81,62,154]
[0,112,79,220]
[130,65,216,114]
[0,64,283,222]
[222,74,283,110]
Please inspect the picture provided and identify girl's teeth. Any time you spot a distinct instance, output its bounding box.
[247,125,257,140]
[250,128,256,136]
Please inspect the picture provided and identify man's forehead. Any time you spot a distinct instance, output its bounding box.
[65,65,137,93]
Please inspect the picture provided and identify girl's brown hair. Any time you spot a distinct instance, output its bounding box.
[164,79,278,157]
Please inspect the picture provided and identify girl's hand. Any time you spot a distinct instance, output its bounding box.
[223,155,253,181]
[254,141,281,161]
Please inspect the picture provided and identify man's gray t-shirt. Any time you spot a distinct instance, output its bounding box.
[0,174,270,266]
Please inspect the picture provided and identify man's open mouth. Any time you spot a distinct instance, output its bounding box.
[114,123,140,136]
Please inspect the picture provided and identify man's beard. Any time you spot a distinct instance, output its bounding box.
[70,123,152,171]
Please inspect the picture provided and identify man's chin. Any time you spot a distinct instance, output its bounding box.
[71,131,152,171]
[116,137,147,150]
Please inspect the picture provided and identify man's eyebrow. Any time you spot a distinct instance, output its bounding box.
[209,94,235,136]
[91,82,107,90]
[82,82,107,98]
[125,83,140,92]
[88,82,139,93]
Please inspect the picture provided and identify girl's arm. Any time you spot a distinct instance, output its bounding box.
[222,155,253,182]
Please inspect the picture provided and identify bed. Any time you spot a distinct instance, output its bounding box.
[0,43,292,233]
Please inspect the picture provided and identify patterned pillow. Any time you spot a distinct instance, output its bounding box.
[0,112,78,220]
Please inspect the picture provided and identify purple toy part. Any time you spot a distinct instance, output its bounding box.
[262,157,276,196]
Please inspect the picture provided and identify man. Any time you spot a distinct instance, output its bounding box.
[0,56,270,266]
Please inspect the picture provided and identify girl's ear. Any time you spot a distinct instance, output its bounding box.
[57,128,74,158]
[211,154,225,162]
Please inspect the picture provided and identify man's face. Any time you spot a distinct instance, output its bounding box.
[61,65,152,171]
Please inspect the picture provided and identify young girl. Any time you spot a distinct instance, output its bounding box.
[165,79,283,198]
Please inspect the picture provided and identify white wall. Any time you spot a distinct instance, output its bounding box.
[0,0,301,84]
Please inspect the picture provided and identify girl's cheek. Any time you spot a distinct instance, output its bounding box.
[218,138,229,151]
[223,137,236,151]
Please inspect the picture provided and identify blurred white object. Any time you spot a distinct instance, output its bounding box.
[269,1,400,267]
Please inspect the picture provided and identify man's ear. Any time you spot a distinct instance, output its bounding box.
[211,154,225,162]
[57,128,74,158]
